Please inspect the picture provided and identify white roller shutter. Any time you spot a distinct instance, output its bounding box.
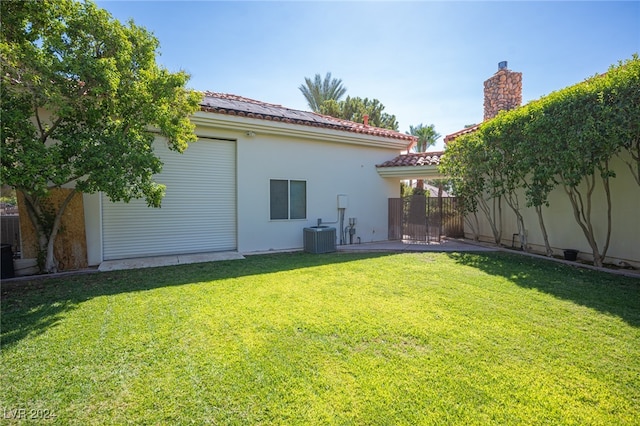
[102,138,236,260]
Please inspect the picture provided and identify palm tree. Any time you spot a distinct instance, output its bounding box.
[299,72,347,112]
[407,124,441,193]
[408,123,440,152]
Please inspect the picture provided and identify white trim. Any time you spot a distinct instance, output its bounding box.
[190,111,411,150]
[269,178,308,221]
[376,165,445,179]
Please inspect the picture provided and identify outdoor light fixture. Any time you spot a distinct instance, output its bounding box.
[245,131,256,137]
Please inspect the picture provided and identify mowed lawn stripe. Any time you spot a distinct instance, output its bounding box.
[2,252,638,425]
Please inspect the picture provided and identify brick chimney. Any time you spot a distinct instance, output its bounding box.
[483,61,522,121]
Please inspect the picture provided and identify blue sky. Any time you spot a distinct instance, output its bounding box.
[95,1,639,150]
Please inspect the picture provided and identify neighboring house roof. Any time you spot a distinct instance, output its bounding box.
[377,151,444,168]
[200,92,416,143]
[443,124,480,144]
[375,151,446,179]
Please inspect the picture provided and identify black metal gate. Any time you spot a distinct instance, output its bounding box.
[388,196,464,242]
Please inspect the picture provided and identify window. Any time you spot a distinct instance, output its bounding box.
[270,179,306,220]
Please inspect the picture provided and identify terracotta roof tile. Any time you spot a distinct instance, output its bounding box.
[443,124,480,144]
[200,92,416,143]
[377,151,445,168]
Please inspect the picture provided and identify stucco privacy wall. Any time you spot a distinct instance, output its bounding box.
[467,152,640,268]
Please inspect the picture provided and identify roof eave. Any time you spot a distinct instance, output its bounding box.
[376,164,444,179]
[191,111,411,150]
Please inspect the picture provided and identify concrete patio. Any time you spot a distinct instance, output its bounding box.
[97,238,496,272]
[336,238,497,253]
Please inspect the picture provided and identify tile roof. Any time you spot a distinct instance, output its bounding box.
[377,151,445,168]
[200,92,416,142]
[443,124,480,144]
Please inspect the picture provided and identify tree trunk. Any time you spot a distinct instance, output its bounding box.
[463,212,480,241]
[478,196,502,246]
[535,205,553,256]
[564,174,612,267]
[44,190,77,273]
[22,193,50,269]
[21,189,77,273]
[504,193,528,252]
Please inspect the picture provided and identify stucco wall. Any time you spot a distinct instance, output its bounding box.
[466,152,640,268]
[235,131,399,253]
[82,120,404,262]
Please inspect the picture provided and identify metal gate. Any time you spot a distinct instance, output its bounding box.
[388,196,464,242]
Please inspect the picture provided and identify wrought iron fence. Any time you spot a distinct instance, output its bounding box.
[388,196,464,242]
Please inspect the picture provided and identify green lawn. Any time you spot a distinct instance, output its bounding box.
[1,252,639,425]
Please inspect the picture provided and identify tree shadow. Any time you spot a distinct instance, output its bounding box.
[446,252,640,327]
[1,251,392,348]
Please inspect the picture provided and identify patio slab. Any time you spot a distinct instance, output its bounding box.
[98,251,245,272]
[337,238,498,253]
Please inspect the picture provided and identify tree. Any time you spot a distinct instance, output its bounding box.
[407,123,440,192]
[606,55,640,187]
[441,56,639,266]
[1,0,202,273]
[299,72,347,112]
[521,57,639,265]
[320,96,399,131]
[480,111,532,252]
[440,132,503,245]
[408,123,440,152]
[542,77,617,267]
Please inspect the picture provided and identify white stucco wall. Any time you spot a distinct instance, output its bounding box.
[83,192,102,266]
[235,132,399,253]
[83,113,406,262]
[466,152,640,268]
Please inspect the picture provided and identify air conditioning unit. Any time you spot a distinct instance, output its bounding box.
[303,226,336,254]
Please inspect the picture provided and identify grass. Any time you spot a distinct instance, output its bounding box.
[1,251,639,425]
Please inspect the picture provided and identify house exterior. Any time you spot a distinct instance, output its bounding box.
[74,93,416,266]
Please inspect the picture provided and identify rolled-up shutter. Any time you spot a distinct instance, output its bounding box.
[102,138,236,260]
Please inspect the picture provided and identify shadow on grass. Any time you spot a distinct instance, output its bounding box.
[1,251,391,348]
[447,251,640,327]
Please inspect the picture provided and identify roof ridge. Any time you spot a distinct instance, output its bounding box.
[404,151,445,156]
[199,92,417,142]
[202,91,287,109]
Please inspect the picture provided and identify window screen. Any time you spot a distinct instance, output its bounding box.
[290,180,306,219]
[270,179,288,220]
[270,179,306,220]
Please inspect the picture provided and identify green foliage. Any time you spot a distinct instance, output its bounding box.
[2,252,639,424]
[440,132,490,214]
[440,55,640,265]
[299,73,399,130]
[298,72,347,112]
[400,181,414,198]
[0,185,17,205]
[1,0,201,206]
[407,123,440,152]
[0,0,202,271]
[440,131,504,244]
[319,96,399,130]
